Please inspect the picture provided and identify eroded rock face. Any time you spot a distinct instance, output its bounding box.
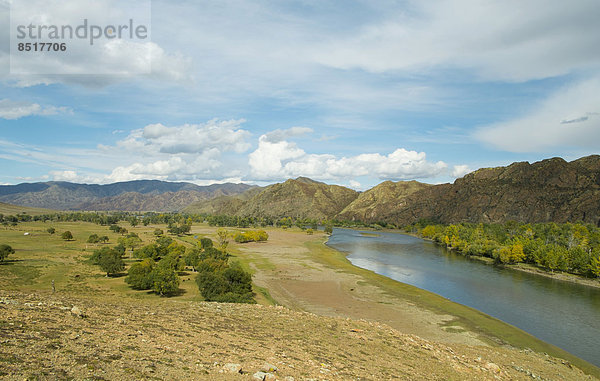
[383,156,600,226]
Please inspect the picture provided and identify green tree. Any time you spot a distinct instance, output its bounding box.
[216,228,229,251]
[125,258,155,289]
[97,248,125,276]
[589,253,600,278]
[153,228,164,237]
[134,244,160,261]
[118,234,143,256]
[151,267,180,296]
[87,234,100,244]
[0,244,15,262]
[61,231,74,241]
[199,237,213,249]
[185,247,201,271]
[324,224,333,235]
[47,227,56,235]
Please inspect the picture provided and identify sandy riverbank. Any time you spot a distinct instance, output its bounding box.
[231,228,599,377]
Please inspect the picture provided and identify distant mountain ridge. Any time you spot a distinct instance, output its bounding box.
[186,155,600,226]
[4,155,599,223]
[0,180,255,211]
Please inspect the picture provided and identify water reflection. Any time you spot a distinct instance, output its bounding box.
[327,228,600,367]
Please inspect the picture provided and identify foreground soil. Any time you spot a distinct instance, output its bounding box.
[0,291,592,381]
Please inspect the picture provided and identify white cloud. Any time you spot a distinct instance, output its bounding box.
[0,99,71,119]
[313,0,600,82]
[263,127,313,143]
[349,180,361,189]
[118,119,251,155]
[49,170,97,183]
[451,165,472,178]
[249,132,447,182]
[4,0,191,87]
[99,119,251,182]
[475,77,600,152]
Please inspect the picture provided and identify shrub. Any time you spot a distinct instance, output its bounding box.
[233,230,269,243]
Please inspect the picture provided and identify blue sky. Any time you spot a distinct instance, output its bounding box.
[0,0,599,189]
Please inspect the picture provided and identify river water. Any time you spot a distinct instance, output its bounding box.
[326,228,600,367]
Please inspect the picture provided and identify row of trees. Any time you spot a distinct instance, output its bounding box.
[416,222,600,277]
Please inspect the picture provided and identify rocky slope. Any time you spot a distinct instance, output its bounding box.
[186,177,358,220]
[337,180,431,223]
[0,180,255,211]
[379,156,600,226]
[0,291,593,380]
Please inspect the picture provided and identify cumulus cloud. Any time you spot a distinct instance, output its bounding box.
[117,119,251,156]
[249,133,447,181]
[101,119,251,182]
[475,77,600,152]
[0,99,71,119]
[49,170,98,183]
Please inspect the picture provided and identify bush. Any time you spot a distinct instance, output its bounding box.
[61,231,73,241]
[233,230,269,243]
[195,261,254,303]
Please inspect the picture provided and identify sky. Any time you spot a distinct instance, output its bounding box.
[0,0,599,190]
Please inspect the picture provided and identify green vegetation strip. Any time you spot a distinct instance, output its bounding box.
[304,238,600,378]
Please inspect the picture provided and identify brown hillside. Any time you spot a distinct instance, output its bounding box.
[337,180,431,222]
[384,156,600,225]
[236,177,358,220]
[184,187,264,215]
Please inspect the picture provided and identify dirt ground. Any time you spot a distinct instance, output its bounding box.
[0,291,593,381]
[237,229,486,346]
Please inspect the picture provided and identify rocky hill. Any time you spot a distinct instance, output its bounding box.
[0,291,593,380]
[337,180,431,223]
[0,180,255,211]
[186,177,358,220]
[185,155,600,225]
[378,156,600,226]
[184,187,265,215]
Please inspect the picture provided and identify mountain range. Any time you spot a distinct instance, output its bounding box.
[2,155,599,225]
[186,155,600,225]
[0,180,254,211]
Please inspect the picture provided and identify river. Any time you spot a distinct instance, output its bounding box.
[326,228,600,367]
